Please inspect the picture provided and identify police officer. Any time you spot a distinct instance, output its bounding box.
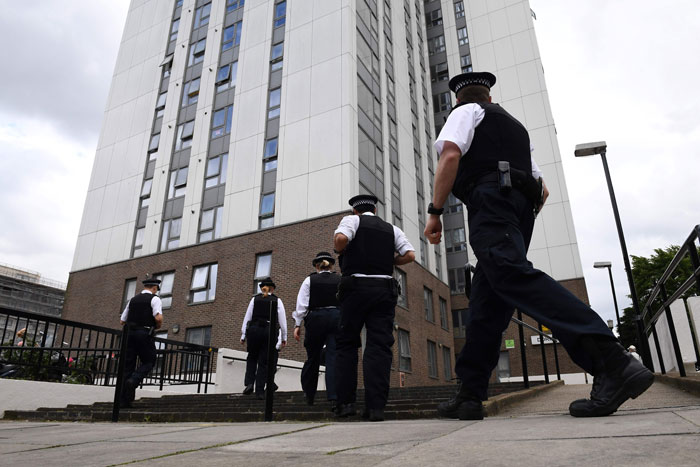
[333,194,415,421]
[119,278,163,407]
[293,252,341,410]
[424,71,653,419]
[240,277,287,399]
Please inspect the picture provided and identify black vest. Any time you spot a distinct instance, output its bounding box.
[340,215,395,276]
[252,294,277,321]
[126,292,157,327]
[452,102,532,202]
[308,272,341,308]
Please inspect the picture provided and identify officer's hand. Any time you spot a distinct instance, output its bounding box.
[424,215,443,244]
[240,338,245,345]
[281,340,287,348]
[293,327,301,342]
[542,180,550,205]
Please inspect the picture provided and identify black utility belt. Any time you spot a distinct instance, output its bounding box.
[248,319,270,326]
[341,276,395,288]
[127,323,154,331]
[468,167,542,205]
[308,306,339,312]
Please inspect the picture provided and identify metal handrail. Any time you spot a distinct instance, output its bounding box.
[640,225,700,377]
[222,354,326,374]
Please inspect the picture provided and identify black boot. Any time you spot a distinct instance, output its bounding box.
[570,339,654,417]
[437,384,484,420]
[335,402,356,418]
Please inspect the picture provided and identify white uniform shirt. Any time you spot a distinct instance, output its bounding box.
[293,271,338,327]
[120,290,163,322]
[334,211,415,279]
[434,103,542,180]
[241,296,287,350]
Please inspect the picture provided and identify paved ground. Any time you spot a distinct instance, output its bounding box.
[1,382,699,466]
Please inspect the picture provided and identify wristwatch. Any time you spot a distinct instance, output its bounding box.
[427,203,444,216]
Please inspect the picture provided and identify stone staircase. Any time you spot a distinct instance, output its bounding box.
[3,382,541,423]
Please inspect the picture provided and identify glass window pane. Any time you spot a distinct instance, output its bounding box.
[271,59,283,71]
[156,92,167,109]
[264,159,277,172]
[271,43,283,60]
[260,193,275,215]
[255,254,271,278]
[225,105,233,134]
[264,139,278,158]
[175,167,188,186]
[134,227,144,247]
[182,120,194,138]
[259,216,274,228]
[161,296,172,308]
[191,266,208,288]
[216,64,231,83]
[214,206,223,238]
[148,133,160,152]
[268,108,280,119]
[170,217,182,238]
[213,108,226,128]
[234,22,242,46]
[201,208,215,230]
[199,231,213,242]
[161,273,174,295]
[206,156,220,178]
[161,221,170,250]
[193,290,207,302]
[209,264,218,299]
[220,154,228,184]
[230,61,238,86]
[141,179,153,197]
[269,88,281,108]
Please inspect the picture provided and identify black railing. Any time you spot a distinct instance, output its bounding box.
[641,225,700,377]
[464,264,561,387]
[0,308,216,421]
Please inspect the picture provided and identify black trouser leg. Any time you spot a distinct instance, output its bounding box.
[244,333,260,387]
[456,185,615,395]
[362,292,396,410]
[323,309,340,400]
[336,295,367,406]
[301,316,324,401]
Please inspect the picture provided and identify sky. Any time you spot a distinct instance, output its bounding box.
[1,1,699,330]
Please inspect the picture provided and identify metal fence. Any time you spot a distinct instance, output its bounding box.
[1,308,216,419]
[641,225,700,377]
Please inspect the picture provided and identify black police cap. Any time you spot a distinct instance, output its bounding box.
[348,194,378,209]
[259,277,276,289]
[312,251,335,266]
[448,71,497,94]
[142,278,161,288]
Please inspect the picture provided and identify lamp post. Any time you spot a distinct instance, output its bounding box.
[574,141,651,368]
[594,261,621,329]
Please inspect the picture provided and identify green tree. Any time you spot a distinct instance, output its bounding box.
[617,245,698,348]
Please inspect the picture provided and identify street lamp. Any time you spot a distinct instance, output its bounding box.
[594,261,621,329]
[574,141,651,368]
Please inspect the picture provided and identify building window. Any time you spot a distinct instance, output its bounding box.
[222,22,242,51]
[254,253,272,292]
[260,193,275,216]
[226,0,245,13]
[122,278,137,311]
[211,105,233,138]
[398,329,411,372]
[190,263,218,303]
[189,39,206,66]
[424,287,434,322]
[430,62,449,83]
[148,133,160,153]
[155,92,167,118]
[170,18,180,42]
[216,62,238,92]
[433,92,451,112]
[439,297,449,330]
[460,54,472,73]
[268,88,281,119]
[153,272,175,308]
[199,206,223,242]
[193,3,212,29]
[175,120,194,150]
[270,42,283,67]
[205,153,228,188]
[445,227,466,253]
[161,217,182,251]
[426,9,442,28]
[457,27,469,46]
[427,340,438,378]
[394,268,407,308]
[133,227,145,253]
[182,78,201,106]
[442,346,453,380]
[452,308,467,339]
[273,1,286,28]
[448,267,466,294]
[446,193,463,213]
[428,35,445,55]
[168,167,188,199]
[454,1,465,19]
[186,326,212,347]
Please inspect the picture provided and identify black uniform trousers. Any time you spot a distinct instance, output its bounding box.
[335,279,397,410]
[456,182,614,400]
[123,328,156,387]
[301,307,340,401]
[244,322,272,395]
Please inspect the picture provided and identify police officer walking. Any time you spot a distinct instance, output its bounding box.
[119,278,163,407]
[333,194,415,421]
[241,277,287,399]
[424,71,653,419]
[293,252,341,410]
